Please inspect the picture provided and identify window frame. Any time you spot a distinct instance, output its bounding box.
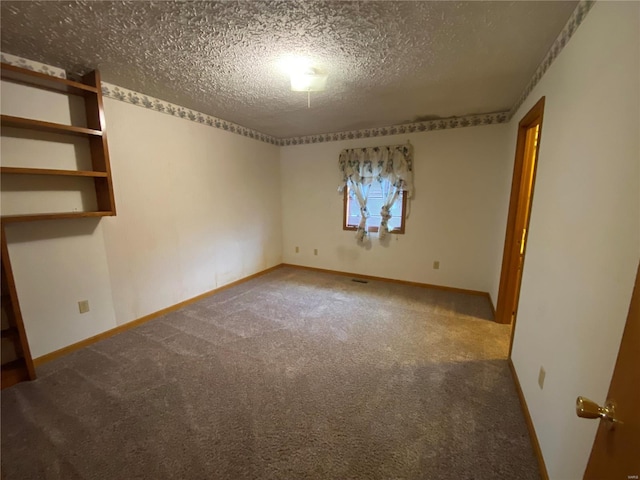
[342,184,408,235]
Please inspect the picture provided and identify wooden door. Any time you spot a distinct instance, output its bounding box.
[583,262,640,478]
[496,97,545,333]
[507,123,539,321]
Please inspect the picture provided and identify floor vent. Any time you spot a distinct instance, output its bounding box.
[351,278,369,284]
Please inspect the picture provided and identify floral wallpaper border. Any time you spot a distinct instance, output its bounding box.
[99,83,280,145]
[0,52,66,79]
[279,112,510,146]
[508,0,595,118]
[0,1,594,146]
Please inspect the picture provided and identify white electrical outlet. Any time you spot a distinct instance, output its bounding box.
[538,366,546,389]
[433,261,440,270]
[78,300,90,314]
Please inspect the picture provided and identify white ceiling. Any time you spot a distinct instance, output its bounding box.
[0,1,578,138]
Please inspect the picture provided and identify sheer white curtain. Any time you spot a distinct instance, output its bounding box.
[350,182,371,242]
[338,143,414,243]
[378,181,401,240]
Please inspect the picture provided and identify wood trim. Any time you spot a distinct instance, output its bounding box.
[1,211,114,224]
[508,358,549,480]
[496,96,545,326]
[82,69,117,215]
[282,263,494,303]
[0,115,103,137]
[343,187,351,230]
[508,311,518,359]
[1,167,108,177]
[397,191,407,234]
[33,264,283,367]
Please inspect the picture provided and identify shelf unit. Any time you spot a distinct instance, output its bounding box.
[1,62,116,221]
[0,62,117,388]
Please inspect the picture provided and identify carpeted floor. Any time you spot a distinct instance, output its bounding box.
[1,266,540,479]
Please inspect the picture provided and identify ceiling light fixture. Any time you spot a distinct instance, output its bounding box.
[290,67,327,92]
[278,55,327,108]
[290,67,327,108]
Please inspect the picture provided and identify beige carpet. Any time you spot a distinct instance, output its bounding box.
[1,266,539,479]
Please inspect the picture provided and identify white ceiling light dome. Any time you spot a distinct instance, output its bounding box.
[290,67,327,92]
[277,54,328,107]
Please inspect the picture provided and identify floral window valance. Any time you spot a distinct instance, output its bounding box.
[338,143,414,242]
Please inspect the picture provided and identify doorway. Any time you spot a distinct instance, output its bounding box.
[496,97,545,351]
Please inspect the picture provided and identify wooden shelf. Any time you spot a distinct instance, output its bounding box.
[1,115,102,137]
[1,211,114,224]
[1,327,18,339]
[1,358,30,389]
[1,167,108,177]
[1,63,99,96]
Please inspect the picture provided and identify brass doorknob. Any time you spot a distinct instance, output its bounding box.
[576,396,622,429]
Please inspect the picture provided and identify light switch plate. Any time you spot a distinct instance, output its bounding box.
[78,300,90,314]
[538,366,546,389]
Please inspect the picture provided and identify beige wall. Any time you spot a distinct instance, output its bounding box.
[102,99,282,325]
[508,3,639,479]
[1,84,282,357]
[4,220,117,360]
[280,125,513,303]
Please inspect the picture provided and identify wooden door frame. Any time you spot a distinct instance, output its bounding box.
[496,97,545,341]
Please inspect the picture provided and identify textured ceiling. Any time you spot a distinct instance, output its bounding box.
[0,1,577,138]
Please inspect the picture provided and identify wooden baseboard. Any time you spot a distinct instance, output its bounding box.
[34,262,498,367]
[508,358,549,480]
[33,264,283,367]
[282,263,496,315]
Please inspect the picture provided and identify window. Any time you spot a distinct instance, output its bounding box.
[338,143,414,242]
[343,179,407,234]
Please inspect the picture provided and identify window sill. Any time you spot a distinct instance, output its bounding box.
[344,225,405,235]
